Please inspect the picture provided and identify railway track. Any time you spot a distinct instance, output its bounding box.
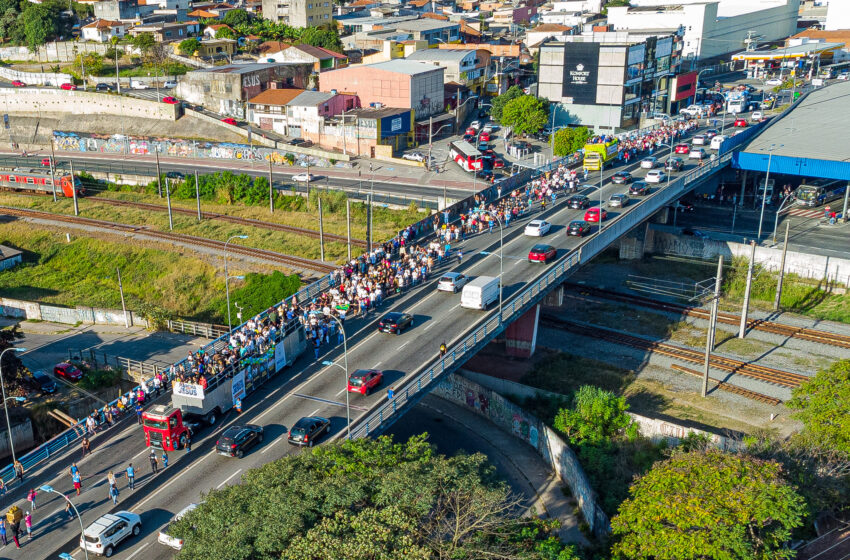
[0,206,337,274]
[669,364,782,405]
[564,283,850,351]
[91,196,369,248]
[540,314,809,389]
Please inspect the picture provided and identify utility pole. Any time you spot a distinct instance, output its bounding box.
[774,221,790,311]
[165,177,173,230]
[428,116,433,165]
[194,170,201,222]
[48,142,57,202]
[268,159,274,214]
[318,195,325,262]
[117,267,129,328]
[155,151,162,198]
[367,193,372,252]
[739,240,757,338]
[702,255,723,398]
[346,198,352,261]
[69,160,79,216]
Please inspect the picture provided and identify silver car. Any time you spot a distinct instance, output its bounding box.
[608,194,630,208]
[437,272,468,293]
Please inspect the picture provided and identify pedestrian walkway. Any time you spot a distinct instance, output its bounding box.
[783,206,827,219]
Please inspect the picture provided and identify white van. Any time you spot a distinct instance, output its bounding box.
[461,276,500,310]
[130,80,148,90]
[710,135,726,150]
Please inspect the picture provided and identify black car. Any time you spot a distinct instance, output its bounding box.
[31,371,56,394]
[288,416,330,447]
[377,312,414,334]
[165,171,185,180]
[629,181,650,196]
[567,194,590,209]
[95,83,114,92]
[611,171,632,184]
[475,169,495,182]
[567,220,590,237]
[215,424,263,458]
[463,134,475,143]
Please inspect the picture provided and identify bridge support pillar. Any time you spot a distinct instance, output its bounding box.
[618,223,653,260]
[543,285,563,307]
[505,304,540,359]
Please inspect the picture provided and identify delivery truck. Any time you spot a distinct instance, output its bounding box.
[583,140,619,171]
[461,276,500,310]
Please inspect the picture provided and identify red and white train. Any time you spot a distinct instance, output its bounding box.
[0,167,83,198]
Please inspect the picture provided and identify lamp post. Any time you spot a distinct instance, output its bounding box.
[41,485,89,560]
[479,211,504,322]
[320,316,350,439]
[0,347,26,466]
[655,142,674,190]
[224,235,249,331]
[455,96,479,133]
[428,122,452,170]
[772,194,795,243]
[757,143,782,240]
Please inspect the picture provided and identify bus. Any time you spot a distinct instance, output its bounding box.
[794,179,846,208]
[449,141,483,172]
[726,91,749,114]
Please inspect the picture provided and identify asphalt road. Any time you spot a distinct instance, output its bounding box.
[4,125,717,560]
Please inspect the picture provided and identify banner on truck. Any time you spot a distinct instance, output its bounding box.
[174,382,205,400]
[231,370,245,407]
[274,342,287,372]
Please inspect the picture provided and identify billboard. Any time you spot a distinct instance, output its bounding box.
[231,370,246,407]
[672,71,697,102]
[274,342,287,372]
[561,42,600,104]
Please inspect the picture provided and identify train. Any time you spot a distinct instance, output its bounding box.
[0,167,84,198]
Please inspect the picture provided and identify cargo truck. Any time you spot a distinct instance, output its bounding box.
[142,319,307,451]
[583,140,619,171]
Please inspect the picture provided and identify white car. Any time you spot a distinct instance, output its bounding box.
[159,503,199,550]
[765,78,783,86]
[524,220,551,236]
[291,173,316,182]
[163,80,177,88]
[689,147,706,160]
[401,152,425,162]
[437,272,468,293]
[640,157,657,169]
[470,120,482,131]
[679,104,703,117]
[750,111,764,122]
[130,80,148,90]
[691,134,706,146]
[81,511,141,557]
[838,73,849,81]
[645,169,667,183]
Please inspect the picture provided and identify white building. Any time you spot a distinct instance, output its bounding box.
[81,19,126,42]
[825,1,850,31]
[550,0,602,13]
[606,0,800,60]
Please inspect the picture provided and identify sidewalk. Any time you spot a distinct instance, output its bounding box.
[15,319,149,336]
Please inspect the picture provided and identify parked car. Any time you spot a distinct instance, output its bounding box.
[165,171,185,180]
[163,80,177,89]
[664,157,684,172]
[733,118,748,127]
[41,157,52,167]
[377,311,414,334]
[287,416,331,447]
[215,424,263,458]
[30,370,56,394]
[611,171,632,184]
[645,169,667,184]
[291,173,316,182]
[347,369,383,395]
[54,362,83,381]
[527,244,557,264]
[524,219,551,237]
[95,83,113,92]
[162,96,179,105]
[567,194,590,209]
[401,152,425,162]
[60,83,77,91]
[608,193,630,208]
[221,117,238,126]
[640,157,658,169]
[584,207,608,223]
[158,503,199,550]
[437,272,468,293]
[629,181,650,196]
[81,511,141,557]
[567,220,590,237]
[130,80,148,90]
[11,80,25,87]
[674,143,690,155]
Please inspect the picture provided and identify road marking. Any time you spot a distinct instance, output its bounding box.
[133,453,208,512]
[336,387,347,396]
[260,437,283,454]
[126,542,150,560]
[423,323,435,330]
[216,468,242,489]
[398,341,410,350]
[371,362,382,368]
[294,393,368,411]
[513,260,522,266]
[309,408,321,417]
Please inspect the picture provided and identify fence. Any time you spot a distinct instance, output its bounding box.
[166,319,229,339]
[67,348,170,384]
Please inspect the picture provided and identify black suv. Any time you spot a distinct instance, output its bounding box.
[567,220,590,237]
[567,194,590,209]
[288,416,330,447]
[629,181,650,196]
[215,424,263,458]
[31,371,56,394]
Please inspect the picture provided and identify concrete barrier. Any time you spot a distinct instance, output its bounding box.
[0,88,178,121]
[0,297,147,328]
[0,66,72,87]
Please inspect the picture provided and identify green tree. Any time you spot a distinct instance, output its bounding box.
[131,32,156,56]
[178,38,201,56]
[611,451,806,560]
[552,126,590,157]
[299,25,344,53]
[20,3,55,52]
[214,26,236,40]
[489,84,523,122]
[222,8,250,27]
[501,95,548,134]
[171,435,578,560]
[554,385,637,445]
[787,359,850,456]
[75,52,104,77]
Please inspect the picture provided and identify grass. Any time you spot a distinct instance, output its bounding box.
[521,351,637,396]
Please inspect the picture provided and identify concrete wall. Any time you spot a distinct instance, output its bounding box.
[0,419,34,461]
[0,88,179,121]
[433,372,611,536]
[0,297,147,328]
[0,67,72,87]
[0,41,113,63]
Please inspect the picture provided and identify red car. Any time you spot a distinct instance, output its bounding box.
[493,158,505,169]
[41,157,52,167]
[162,96,178,104]
[733,118,748,127]
[479,131,491,142]
[584,207,608,223]
[674,143,690,154]
[347,369,383,395]
[465,127,476,136]
[11,80,25,87]
[54,362,83,381]
[60,83,77,91]
[221,117,238,125]
[528,244,557,263]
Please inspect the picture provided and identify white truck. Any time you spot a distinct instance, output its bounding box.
[461,276,500,310]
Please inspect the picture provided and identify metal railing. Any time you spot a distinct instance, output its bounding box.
[166,319,229,340]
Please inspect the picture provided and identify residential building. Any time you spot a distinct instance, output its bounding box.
[527,23,572,48]
[203,24,233,39]
[175,62,312,116]
[338,14,418,33]
[390,18,460,45]
[129,21,200,41]
[606,0,801,61]
[493,5,536,24]
[261,0,333,27]
[187,8,222,19]
[406,48,491,94]
[319,59,445,118]
[81,19,126,42]
[550,0,602,12]
[263,44,348,71]
[246,88,308,135]
[183,37,238,58]
[93,0,139,20]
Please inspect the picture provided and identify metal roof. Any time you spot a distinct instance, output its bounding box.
[392,18,459,32]
[732,42,845,61]
[288,90,336,107]
[367,59,445,75]
[406,49,472,62]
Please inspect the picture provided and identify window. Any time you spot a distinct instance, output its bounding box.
[308,15,313,20]
[307,3,312,7]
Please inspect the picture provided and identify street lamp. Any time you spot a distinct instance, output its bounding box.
[224,235,249,331]
[757,143,782,240]
[428,122,453,168]
[320,316,350,438]
[479,211,504,322]
[0,347,25,465]
[655,142,674,190]
[41,485,89,560]
[772,193,795,243]
[455,96,479,132]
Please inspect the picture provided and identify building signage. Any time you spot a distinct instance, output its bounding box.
[231,370,245,407]
[274,342,287,372]
[561,42,600,104]
[391,117,402,132]
[672,71,697,102]
[174,382,204,399]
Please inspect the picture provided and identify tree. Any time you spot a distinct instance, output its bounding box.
[489,85,523,122]
[500,95,549,135]
[299,25,344,53]
[20,3,55,52]
[552,126,590,156]
[131,32,156,56]
[553,385,637,445]
[787,359,850,456]
[611,451,806,560]
[178,38,201,56]
[214,26,236,40]
[75,52,104,77]
[171,434,578,560]
[222,7,250,27]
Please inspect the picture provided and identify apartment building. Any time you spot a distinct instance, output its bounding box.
[262,0,332,27]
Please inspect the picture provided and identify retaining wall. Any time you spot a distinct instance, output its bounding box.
[0,419,34,461]
[0,66,72,87]
[0,297,147,328]
[0,41,112,62]
[0,88,179,121]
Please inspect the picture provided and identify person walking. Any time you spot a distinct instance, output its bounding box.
[10,520,19,549]
[0,478,6,502]
[149,449,158,474]
[26,488,36,511]
[72,469,82,496]
[161,450,168,469]
[24,512,31,540]
[80,437,91,459]
[126,463,135,491]
[109,484,119,505]
[13,460,23,484]
[185,428,192,452]
[135,403,143,425]
[0,518,6,546]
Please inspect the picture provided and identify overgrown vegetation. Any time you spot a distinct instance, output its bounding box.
[78,367,122,391]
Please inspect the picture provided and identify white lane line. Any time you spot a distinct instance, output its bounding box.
[133,453,208,511]
[126,542,150,560]
[260,437,282,454]
[371,362,382,369]
[513,260,522,266]
[398,341,410,350]
[216,468,242,489]
[423,323,435,331]
[336,387,347,396]
[309,408,321,417]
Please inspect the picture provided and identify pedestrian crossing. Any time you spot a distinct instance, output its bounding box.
[782,207,824,219]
